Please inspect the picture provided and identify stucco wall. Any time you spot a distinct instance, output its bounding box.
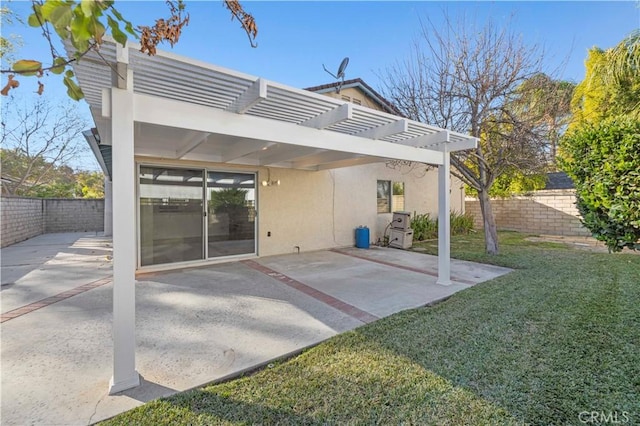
[465,190,590,236]
[1,197,105,247]
[257,162,463,256]
[133,157,464,258]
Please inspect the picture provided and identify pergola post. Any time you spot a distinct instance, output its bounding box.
[108,68,140,393]
[437,149,451,285]
[103,177,113,237]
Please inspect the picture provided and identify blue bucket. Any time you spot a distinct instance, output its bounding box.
[355,226,370,249]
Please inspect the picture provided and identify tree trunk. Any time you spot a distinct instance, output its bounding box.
[478,189,499,255]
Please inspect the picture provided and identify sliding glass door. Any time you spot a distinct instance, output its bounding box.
[207,171,256,258]
[138,166,256,267]
[139,167,204,266]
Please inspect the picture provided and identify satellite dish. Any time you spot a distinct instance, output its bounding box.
[322,57,349,93]
[336,57,349,78]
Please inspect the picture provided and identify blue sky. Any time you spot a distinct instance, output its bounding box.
[3,1,640,170]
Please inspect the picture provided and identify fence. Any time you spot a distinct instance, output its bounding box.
[1,197,104,247]
[465,190,590,237]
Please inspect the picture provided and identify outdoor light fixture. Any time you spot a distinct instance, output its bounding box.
[261,168,280,187]
[261,179,280,187]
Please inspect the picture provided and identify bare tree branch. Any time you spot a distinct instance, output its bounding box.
[379,12,566,254]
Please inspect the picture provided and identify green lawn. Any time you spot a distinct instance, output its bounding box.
[102,232,640,425]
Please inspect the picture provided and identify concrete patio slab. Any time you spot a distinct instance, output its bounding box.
[1,232,113,313]
[1,233,511,425]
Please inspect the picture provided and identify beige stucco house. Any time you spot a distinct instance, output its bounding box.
[74,39,477,393]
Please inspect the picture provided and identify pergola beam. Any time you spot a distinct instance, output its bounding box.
[220,139,273,162]
[353,118,408,140]
[225,78,267,114]
[403,130,449,148]
[175,132,210,159]
[300,103,352,129]
[133,94,444,166]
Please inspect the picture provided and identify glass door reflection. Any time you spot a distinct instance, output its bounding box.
[207,171,256,258]
[139,166,204,266]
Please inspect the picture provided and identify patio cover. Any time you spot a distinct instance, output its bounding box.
[68,39,477,393]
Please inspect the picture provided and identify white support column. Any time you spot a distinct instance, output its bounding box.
[437,148,452,285]
[104,178,113,237]
[109,82,140,394]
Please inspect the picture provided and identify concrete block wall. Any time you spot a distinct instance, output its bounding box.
[44,199,105,233]
[465,190,591,237]
[1,197,45,248]
[1,197,105,247]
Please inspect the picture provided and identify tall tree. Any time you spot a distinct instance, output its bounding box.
[382,15,560,254]
[570,30,640,129]
[512,74,575,166]
[1,97,87,196]
[1,0,257,99]
[561,31,640,252]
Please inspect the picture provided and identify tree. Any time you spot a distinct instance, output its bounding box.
[0,7,23,64]
[512,73,575,166]
[570,31,640,129]
[560,117,640,252]
[75,171,104,198]
[560,31,640,252]
[381,15,562,254]
[1,0,257,99]
[1,97,87,196]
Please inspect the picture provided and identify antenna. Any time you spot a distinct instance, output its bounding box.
[322,57,349,93]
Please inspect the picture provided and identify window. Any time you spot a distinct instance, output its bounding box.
[377,180,404,213]
[341,95,351,102]
[393,182,405,211]
[352,98,362,105]
[377,180,391,213]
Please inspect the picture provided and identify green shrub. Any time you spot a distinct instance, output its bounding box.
[410,212,438,241]
[410,211,474,241]
[560,116,640,252]
[451,211,475,235]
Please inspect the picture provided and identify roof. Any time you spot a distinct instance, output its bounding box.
[544,172,575,190]
[67,39,477,172]
[304,78,404,117]
[83,129,112,180]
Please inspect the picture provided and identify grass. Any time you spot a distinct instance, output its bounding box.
[102,232,640,425]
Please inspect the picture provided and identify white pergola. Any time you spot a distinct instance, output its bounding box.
[69,39,477,394]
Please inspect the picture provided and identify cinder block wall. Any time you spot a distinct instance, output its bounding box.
[465,190,590,236]
[1,197,45,247]
[44,199,104,233]
[1,197,105,247]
